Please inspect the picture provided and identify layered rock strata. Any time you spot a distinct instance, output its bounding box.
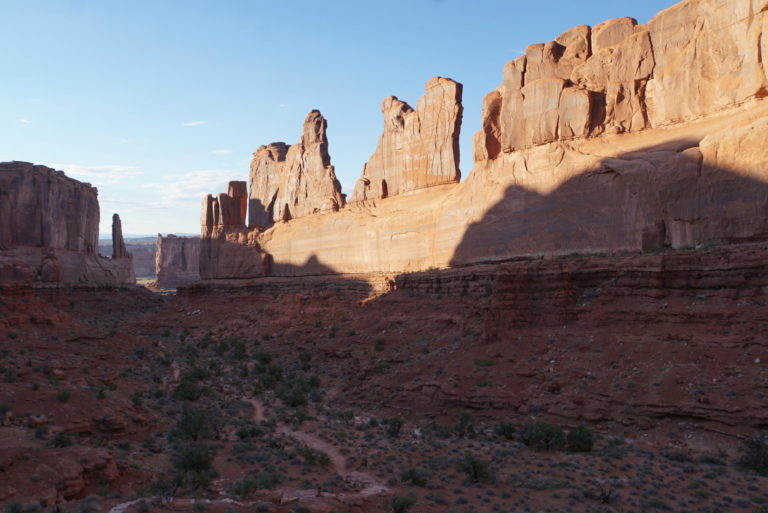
[248,110,345,228]
[155,235,201,288]
[0,162,134,284]
[350,77,463,202]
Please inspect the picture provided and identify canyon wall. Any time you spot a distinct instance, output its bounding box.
[350,77,463,202]
[155,235,201,288]
[248,110,345,228]
[0,162,135,284]
[202,0,768,278]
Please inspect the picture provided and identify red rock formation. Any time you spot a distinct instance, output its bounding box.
[198,0,768,279]
[350,77,463,202]
[200,180,270,279]
[0,162,134,284]
[155,234,201,288]
[474,0,768,157]
[248,110,344,228]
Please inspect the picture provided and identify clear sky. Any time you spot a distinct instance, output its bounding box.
[1,0,675,236]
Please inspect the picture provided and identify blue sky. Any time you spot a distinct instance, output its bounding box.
[1,0,675,236]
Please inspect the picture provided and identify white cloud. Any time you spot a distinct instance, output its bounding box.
[278,104,286,108]
[212,149,232,155]
[52,164,141,185]
[182,121,206,127]
[144,169,244,206]
[19,119,30,124]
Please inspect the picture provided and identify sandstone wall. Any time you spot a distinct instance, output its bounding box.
[155,235,201,288]
[248,110,345,228]
[200,0,768,278]
[0,162,134,285]
[474,0,768,160]
[200,181,270,279]
[350,77,463,202]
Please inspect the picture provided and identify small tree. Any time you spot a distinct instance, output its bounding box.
[520,421,566,451]
[567,426,595,452]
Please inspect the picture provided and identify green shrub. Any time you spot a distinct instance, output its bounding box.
[494,421,516,440]
[295,446,330,466]
[454,411,475,438]
[456,453,492,482]
[173,407,213,441]
[740,432,768,475]
[567,426,595,452]
[385,417,404,437]
[56,389,71,403]
[48,432,73,448]
[520,421,566,451]
[400,467,428,486]
[388,495,416,513]
[173,379,202,401]
[172,444,217,489]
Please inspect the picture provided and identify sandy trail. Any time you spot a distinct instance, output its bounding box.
[107,396,388,513]
[247,398,390,498]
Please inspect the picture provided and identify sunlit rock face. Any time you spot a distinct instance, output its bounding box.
[248,110,345,229]
[350,77,463,203]
[200,0,768,278]
[0,161,134,284]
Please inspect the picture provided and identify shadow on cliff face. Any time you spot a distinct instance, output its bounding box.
[197,239,379,296]
[450,138,768,266]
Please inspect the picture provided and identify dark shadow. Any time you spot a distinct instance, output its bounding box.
[450,138,768,266]
[191,239,377,297]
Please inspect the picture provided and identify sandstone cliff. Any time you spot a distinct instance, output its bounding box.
[248,110,345,228]
[200,181,270,279]
[0,162,134,284]
[200,0,768,278]
[350,77,463,202]
[155,234,201,288]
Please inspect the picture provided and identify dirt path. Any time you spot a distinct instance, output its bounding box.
[247,398,390,498]
[107,397,388,513]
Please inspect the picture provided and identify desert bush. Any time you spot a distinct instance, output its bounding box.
[567,426,595,452]
[173,379,202,401]
[388,495,416,513]
[385,417,404,437]
[172,444,217,489]
[740,432,768,475]
[520,421,566,451]
[454,411,475,438]
[295,446,330,466]
[56,389,71,403]
[173,407,213,441]
[494,421,516,440]
[48,432,73,448]
[456,453,492,482]
[400,467,428,486]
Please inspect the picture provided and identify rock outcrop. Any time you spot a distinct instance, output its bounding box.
[350,77,463,202]
[155,234,201,288]
[473,0,768,159]
[111,214,128,259]
[200,181,270,279]
[248,110,345,228]
[0,162,134,285]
